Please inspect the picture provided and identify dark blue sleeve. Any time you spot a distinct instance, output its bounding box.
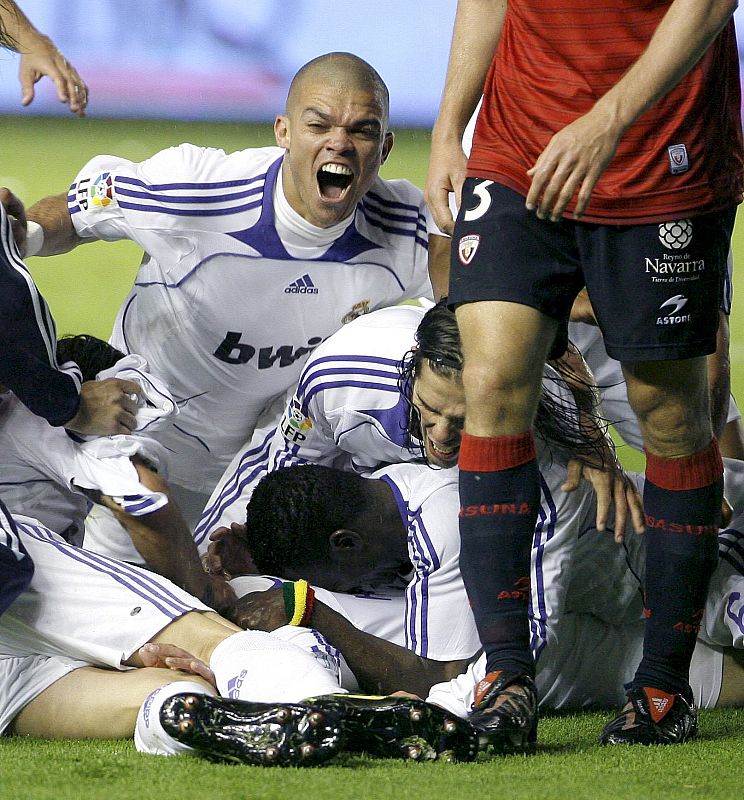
[0,204,81,426]
[0,500,33,616]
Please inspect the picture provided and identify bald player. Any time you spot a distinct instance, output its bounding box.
[23,52,443,521]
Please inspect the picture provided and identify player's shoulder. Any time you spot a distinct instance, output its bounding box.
[364,176,425,210]
[304,303,423,367]
[372,461,457,506]
[342,303,426,334]
[136,143,283,183]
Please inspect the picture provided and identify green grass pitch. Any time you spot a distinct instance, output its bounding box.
[1,114,744,797]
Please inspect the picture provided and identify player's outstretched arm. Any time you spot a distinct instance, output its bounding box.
[100,458,237,619]
[0,0,88,115]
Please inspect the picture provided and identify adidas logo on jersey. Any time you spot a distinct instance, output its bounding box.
[285,274,319,294]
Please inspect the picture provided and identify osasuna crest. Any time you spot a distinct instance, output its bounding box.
[667,143,689,175]
[458,234,480,265]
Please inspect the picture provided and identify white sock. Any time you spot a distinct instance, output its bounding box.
[270,625,343,684]
[134,680,217,756]
[209,629,344,703]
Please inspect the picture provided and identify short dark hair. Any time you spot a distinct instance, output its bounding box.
[56,335,125,382]
[287,52,389,125]
[245,464,367,577]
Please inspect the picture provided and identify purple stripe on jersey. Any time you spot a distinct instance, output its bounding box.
[724,590,744,637]
[0,503,22,552]
[309,628,342,666]
[406,516,441,658]
[379,474,439,657]
[115,173,268,193]
[297,354,401,395]
[117,197,263,217]
[172,423,211,452]
[303,379,401,415]
[120,496,162,515]
[361,198,427,232]
[719,529,744,568]
[19,520,196,616]
[114,184,263,206]
[365,190,423,216]
[721,549,744,579]
[530,474,557,660]
[358,206,428,249]
[194,429,275,544]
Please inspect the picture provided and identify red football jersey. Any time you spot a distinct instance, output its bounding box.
[468,0,744,223]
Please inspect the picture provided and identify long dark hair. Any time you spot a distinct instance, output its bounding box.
[397,300,613,468]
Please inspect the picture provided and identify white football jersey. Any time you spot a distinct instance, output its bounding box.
[376,457,605,663]
[194,303,577,548]
[194,304,426,546]
[69,145,434,494]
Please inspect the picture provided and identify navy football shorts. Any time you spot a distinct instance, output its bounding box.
[449,179,735,362]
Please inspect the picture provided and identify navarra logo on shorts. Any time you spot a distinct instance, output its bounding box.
[458,234,480,265]
[658,219,692,250]
[656,294,691,325]
[90,172,114,208]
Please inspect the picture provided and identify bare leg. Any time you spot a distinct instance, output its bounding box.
[11,665,213,738]
[617,359,721,704]
[125,610,241,669]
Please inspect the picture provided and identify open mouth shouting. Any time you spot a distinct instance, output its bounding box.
[426,437,460,467]
[317,163,354,201]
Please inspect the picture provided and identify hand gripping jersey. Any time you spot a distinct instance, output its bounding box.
[0,391,170,545]
[68,145,434,494]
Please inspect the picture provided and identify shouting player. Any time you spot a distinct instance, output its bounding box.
[24,52,442,521]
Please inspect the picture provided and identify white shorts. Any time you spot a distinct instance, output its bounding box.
[0,516,210,667]
[427,620,724,716]
[0,654,87,734]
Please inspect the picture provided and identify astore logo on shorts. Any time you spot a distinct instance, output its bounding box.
[458,234,480,265]
[658,219,692,250]
[656,294,691,325]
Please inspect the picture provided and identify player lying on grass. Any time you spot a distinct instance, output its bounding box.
[202,457,744,748]
[0,510,479,765]
[23,52,446,522]
[193,300,643,557]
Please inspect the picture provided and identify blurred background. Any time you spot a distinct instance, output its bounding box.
[2,0,744,472]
